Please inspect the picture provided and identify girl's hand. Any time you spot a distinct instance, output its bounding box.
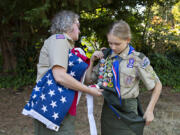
[143,110,154,126]
[91,51,104,62]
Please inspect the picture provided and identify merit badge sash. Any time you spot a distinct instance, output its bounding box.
[22,48,88,131]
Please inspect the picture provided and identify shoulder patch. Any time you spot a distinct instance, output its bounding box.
[138,53,145,59]
[141,57,150,68]
[56,34,65,39]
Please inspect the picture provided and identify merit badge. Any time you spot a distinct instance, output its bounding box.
[97,81,102,86]
[107,68,112,73]
[108,73,113,77]
[99,72,104,75]
[98,79,103,82]
[127,58,134,68]
[100,63,105,67]
[108,82,113,87]
[56,34,65,39]
[103,78,108,82]
[98,75,103,79]
[102,82,108,87]
[103,73,108,78]
[108,78,112,82]
[100,58,106,64]
[99,67,104,72]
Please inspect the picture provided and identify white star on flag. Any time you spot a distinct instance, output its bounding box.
[46,73,50,78]
[52,112,59,120]
[40,94,46,100]
[42,105,47,112]
[70,71,75,77]
[32,94,37,99]
[60,96,66,103]
[31,101,34,107]
[27,103,30,107]
[34,86,40,91]
[50,100,57,108]
[78,58,83,63]
[47,79,53,86]
[48,89,55,97]
[58,87,63,93]
[69,53,73,57]
[69,61,74,66]
[22,50,90,131]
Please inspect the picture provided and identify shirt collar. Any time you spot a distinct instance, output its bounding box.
[110,45,130,59]
[119,45,130,58]
[64,33,75,48]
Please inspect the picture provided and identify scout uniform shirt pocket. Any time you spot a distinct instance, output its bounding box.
[120,60,137,88]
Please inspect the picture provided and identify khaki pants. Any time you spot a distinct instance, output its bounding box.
[34,114,75,135]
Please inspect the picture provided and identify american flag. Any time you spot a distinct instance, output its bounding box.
[22,50,88,131]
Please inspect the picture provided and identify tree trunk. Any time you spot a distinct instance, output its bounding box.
[0,31,17,73]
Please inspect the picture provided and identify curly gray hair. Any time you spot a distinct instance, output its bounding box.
[50,10,79,34]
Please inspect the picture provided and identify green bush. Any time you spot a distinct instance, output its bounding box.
[0,73,36,90]
[149,50,180,91]
[0,44,37,90]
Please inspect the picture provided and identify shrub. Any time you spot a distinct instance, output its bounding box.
[149,51,180,91]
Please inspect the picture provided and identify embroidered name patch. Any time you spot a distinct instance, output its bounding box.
[56,34,65,39]
[127,58,134,68]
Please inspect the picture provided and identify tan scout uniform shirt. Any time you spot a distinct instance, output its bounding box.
[92,46,160,99]
[36,34,74,82]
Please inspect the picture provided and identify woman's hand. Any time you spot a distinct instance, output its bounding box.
[89,87,103,96]
[90,51,104,62]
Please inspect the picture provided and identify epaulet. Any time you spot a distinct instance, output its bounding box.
[56,34,65,39]
[133,52,150,68]
[132,51,145,59]
[138,52,146,60]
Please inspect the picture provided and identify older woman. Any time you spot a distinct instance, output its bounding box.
[23,10,103,135]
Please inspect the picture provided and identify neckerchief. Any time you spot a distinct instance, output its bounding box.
[112,45,135,105]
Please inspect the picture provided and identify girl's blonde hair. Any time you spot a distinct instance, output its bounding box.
[108,20,131,40]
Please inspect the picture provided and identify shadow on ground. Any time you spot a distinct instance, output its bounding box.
[0,86,180,135]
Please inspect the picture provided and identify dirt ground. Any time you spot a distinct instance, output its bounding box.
[0,86,180,135]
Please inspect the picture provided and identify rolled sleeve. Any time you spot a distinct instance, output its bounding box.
[48,37,69,70]
[137,64,160,90]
